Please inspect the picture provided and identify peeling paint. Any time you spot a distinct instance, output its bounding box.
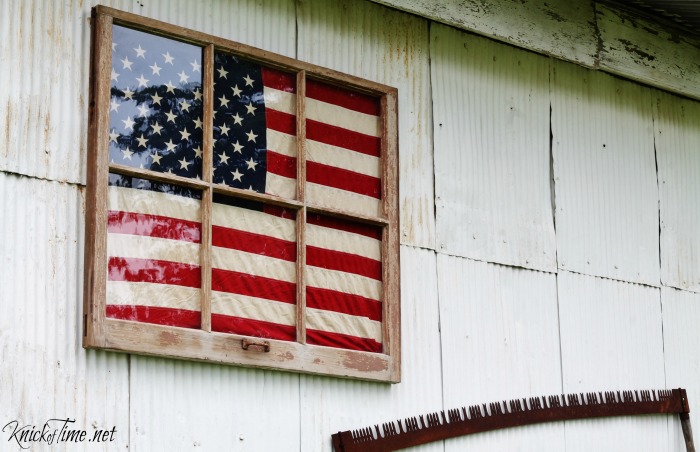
[342,352,388,372]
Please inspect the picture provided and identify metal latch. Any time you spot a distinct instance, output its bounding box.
[241,338,270,353]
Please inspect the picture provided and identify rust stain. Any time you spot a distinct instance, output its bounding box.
[278,351,294,360]
[342,352,388,372]
[313,358,323,365]
[159,331,181,346]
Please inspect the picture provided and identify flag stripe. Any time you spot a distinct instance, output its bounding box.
[108,210,201,243]
[107,305,201,329]
[261,67,296,93]
[212,291,296,326]
[307,182,382,218]
[268,129,296,158]
[307,161,381,199]
[109,185,200,222]
[307,139,380,178]
[108,256,201,288]
[267,109,296,136]
[307,97,380,137]
[212,202,295,242]
[306,79,380,116]
[267,151,297,179]
[213,226,296,262]
[307,266,381,301]
[307,120,380,157]
[307,286,382,322]
[212,314,296,341]
[263,86,296,114]
[307,222,381,261]
[306,329,382,353]
[212,268,295,304]
[307,214,383,241]
[213,247,295,283]
[307,246,382,280]
[266,172,297,199]
[108,233,200,266]
[107,280,200,311]
[307,308,382,342]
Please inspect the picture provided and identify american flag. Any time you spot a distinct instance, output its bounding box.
[106,26,384,353]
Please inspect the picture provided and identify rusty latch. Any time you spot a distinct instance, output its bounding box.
[241,338,270,352]
[332,388,694,452]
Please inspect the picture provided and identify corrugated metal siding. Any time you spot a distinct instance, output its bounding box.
[296,0,436,249]
[0,172,130,451]
[661,287,700,450]
[299,246,444,452]
[655,90,700,292]
[551,60,660,286]
[129,357,300,451]
[431,24,557,273]
[557,271,668,451]
[436,254,565,451]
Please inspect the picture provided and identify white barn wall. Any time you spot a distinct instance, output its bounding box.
[432,24,556,272]
[551,60,660,286]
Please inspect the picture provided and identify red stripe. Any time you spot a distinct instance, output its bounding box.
[106,305,201,329]
[108,257,201,288]
[212,226,296,262]
[307,246,382,281]
[306,329,382,353]
[307,213,383,241]
[307,286,382,322]
[261,67,296,93]
[307,161,381,199]
[306,79,380,116]
[263,204,296,220]
[307,119,380,157]
[212,314,296,341]
[266,151,297,179]
[266,109,296,136]
[212,269,295,304]
[108,211,201,243]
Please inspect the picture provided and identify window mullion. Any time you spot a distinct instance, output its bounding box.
[295,70,307,344]
[199,43,215,333]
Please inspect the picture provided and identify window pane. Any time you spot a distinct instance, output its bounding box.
[305,79,382,218]
[211,194,297,341]
[212,52,297,199]
[109,25,204,178]
[106,173,202,328]
[305,213,383,353]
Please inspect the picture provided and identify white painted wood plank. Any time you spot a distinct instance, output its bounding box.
[557,271,668,451]
[437,254,565,451]
[0,173,130,451]
[655,90,700,292]
[432,24,556,272]
[369,0,598,67]
[551,60,660,286]
[299,246,444,452]
[297,0,436,249]
[661,287,700,451]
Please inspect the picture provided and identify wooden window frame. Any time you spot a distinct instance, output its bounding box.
[83,6,400,382]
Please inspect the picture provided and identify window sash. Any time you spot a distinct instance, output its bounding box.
[84,5,400,382]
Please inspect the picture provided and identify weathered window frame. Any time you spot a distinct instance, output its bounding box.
[83,6,400,382]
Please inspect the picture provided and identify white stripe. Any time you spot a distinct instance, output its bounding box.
[108,233,200,265]
[307,139,380,178]
[265,171,296,199]
[307,182,382,218]
[263,87,295,115]
[212,291,296,326]
[307,308,382,342]
[307,266,382,301]
[108,185,200,222]
[267,129,296,158]
[107,280,200,311]
[212,202,295,242]
[307,223,381,261]
[306,97,380,137]
[212,246,295,283]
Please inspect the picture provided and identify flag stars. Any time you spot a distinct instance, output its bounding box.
[219,123,230,136]
[165,140,177,152]
[121,147,134,160]
[178,70,190,84]
[232,113,243,126]
[193,117,203,129]
[245,102,257,115]
[178,157,191,170]
[243,74,254,87]
[165,111,177,123]
[180,128,191,141]
[193,89,202,101]
[164,81,176,94]
[151,152,162,165]
[109,129,119,143]
[219,152,230,165]
[110,99,120,112]
[151,93,163,105]
[151,122,163,135]
[110,69,120,82]
[231,168,244,181]
[123,88,134,100]
[232,140,243,153]
[120,56,133,70]
[136,74,150,88]
[137,104,150,117]
[179,100,192,112]
[217,66,229,79]
[162,51,175,65]
[245,158,258,171]
[245,130,258,143]
[122,116,135,131]
[136,134,148,148]
[134,45,147,58]
[231,84,242,97]
[149,62,162,76]
[194,146,202,159]
[218,95,230,108]
[190,59,201,72]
